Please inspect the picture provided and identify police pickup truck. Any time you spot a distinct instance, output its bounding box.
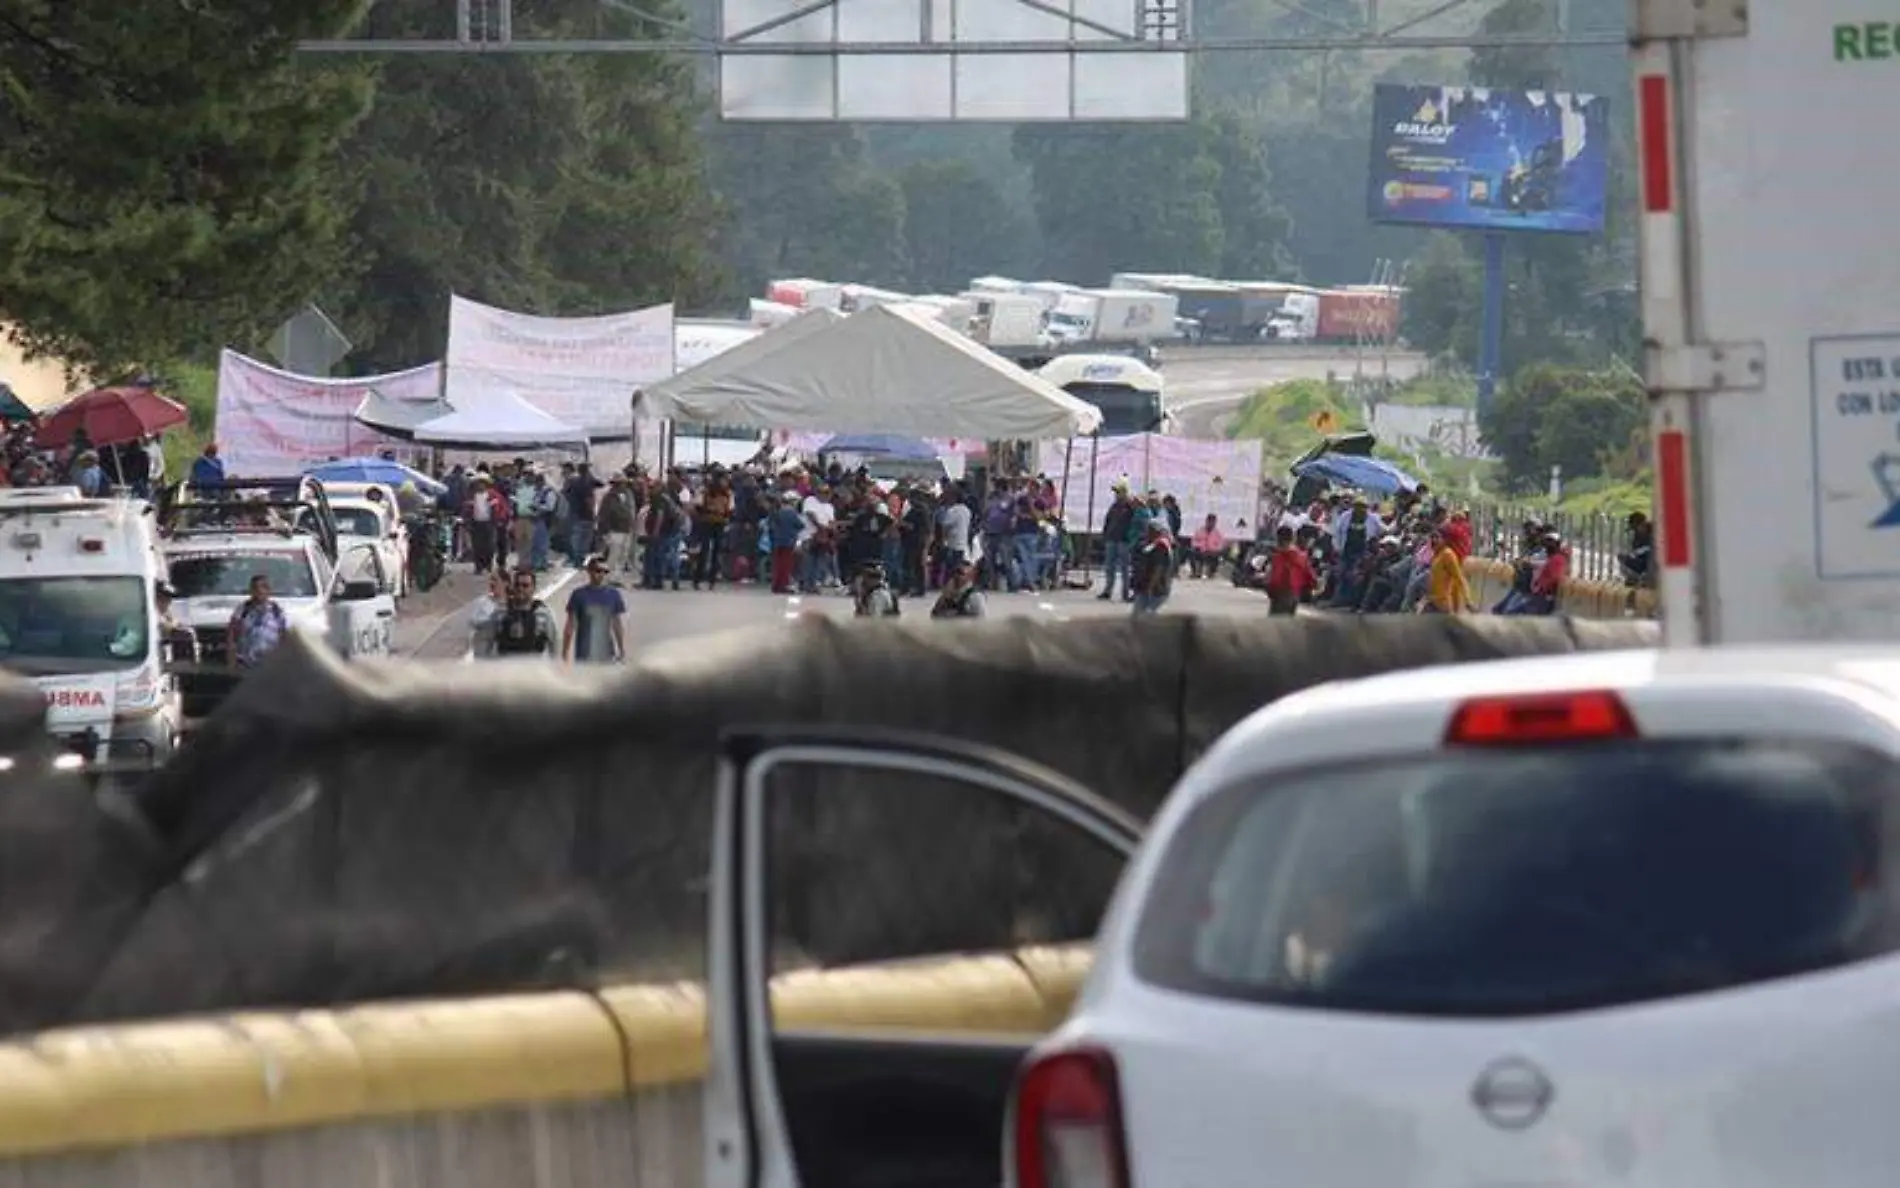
[156,478,397,718]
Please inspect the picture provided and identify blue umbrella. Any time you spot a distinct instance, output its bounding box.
[1291,453,1420,496]
[818,433,940,463]
[304,456,447,497]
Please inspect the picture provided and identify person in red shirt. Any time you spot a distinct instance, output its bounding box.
[1530,530,1570,609]
[1264,525,1319,616]
[1441,510,1473,559]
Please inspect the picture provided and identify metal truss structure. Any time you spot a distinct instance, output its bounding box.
[298,0,1626,55]
[300,0,1623,119]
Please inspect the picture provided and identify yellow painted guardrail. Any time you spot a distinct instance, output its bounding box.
[0,944,1093,1159]
[1462,556,1655,619]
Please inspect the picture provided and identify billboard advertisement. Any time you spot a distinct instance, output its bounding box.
[1367,85,1610,235]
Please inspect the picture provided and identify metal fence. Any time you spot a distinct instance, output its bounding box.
[1466,503,1642,585]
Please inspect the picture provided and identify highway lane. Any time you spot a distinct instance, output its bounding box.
[1165,349,1426,440]
[392,566,1279,661]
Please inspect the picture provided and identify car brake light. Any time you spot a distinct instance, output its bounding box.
[1446,690,1637,745]
[1012,1047,1130,1188]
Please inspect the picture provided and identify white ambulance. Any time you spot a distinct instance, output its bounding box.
[0,487,179,768]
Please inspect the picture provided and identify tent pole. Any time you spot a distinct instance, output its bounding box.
[1058,436,1075,580]
[1082,433,1100,584]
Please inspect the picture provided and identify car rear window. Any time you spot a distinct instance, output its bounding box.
[1132,739,1900,1017]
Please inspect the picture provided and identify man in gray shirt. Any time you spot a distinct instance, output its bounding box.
[935,485,972,574]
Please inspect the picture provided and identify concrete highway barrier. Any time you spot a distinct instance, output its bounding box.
[0,944,1091,1187]
[1463,557,1657,619]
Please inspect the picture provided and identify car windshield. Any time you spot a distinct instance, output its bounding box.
[1069,384,1163,434]
[1133,740,1900,1017]
[333,506,386,538]
[169,553,319,599]
[0,576,150,673]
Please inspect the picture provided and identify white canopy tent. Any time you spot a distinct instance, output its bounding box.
[638,308,843,414]
[413,388,589,451]
[353,387,451,438]
[636,304,1103,439]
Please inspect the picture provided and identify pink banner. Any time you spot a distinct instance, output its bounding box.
[1038,435,1263,540]
[215,350,439,477]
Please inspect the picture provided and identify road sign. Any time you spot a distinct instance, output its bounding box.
[266,305,352,377]
[717,0,1189,120]
[1309,409,1339,434]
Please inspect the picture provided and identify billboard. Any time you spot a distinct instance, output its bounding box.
[1367,85,1610,235]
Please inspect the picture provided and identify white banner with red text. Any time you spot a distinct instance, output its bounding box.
[443,296,674,440]
[1037,435,1263,540]
[214,351,439,478]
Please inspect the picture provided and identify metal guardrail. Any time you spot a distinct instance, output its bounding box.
[1161,342,1427,365]
[1466,503,1645,586]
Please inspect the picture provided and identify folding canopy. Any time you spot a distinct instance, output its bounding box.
[353,387,451,439]
[636,304,1103,440]
[637,308,843,417]
[413,389,589,451]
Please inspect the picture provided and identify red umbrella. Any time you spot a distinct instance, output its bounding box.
[37,385,188,449]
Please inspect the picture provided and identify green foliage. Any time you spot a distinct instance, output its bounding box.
[1012,123,1227,281]
[334,0,718,370]
[0,0,374,371]
[1556,475,1653,520]
[155,361,218,478]
[898,160,1030,293]
[1401,234,1481,359]
[707,127,908,298]
[1479,363,1646,492]
[1388,368,1477,408]
[1226,377,1366,466]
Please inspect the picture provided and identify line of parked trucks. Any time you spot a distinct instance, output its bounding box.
[749,272,1404,362]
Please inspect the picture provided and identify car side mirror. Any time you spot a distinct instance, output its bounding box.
[337,579,380,602]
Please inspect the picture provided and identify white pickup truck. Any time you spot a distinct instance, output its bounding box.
[157,479,396,718]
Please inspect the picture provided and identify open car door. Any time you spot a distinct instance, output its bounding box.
[705,727,1142,1188]
[329,545,396,658]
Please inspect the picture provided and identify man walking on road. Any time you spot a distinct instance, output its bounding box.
[1098,481,1136,601]
[563,555,627,664]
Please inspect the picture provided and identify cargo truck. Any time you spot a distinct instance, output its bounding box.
[1631,0,1891,645]
[965,291,1050,351]
[1315,288,1401,343]
[1046,288,1179,347]
[765,279,843,310]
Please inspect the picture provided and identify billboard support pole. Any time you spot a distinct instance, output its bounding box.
[1477,231,1508,416]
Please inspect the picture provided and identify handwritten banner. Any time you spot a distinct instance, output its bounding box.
[214,350,438,478]
[1038,435,1263,539]
[444,295,674,439]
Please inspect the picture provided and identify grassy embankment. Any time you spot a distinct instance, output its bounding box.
[1227,374,1653,518]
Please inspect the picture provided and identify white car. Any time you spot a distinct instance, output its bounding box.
[314,483,409,598]
[699,647,1900,1188]
[329,496,407,598]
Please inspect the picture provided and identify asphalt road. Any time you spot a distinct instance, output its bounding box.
[392,562,1276,661]
[374,347,1393,657]
[1166,349,1426,440]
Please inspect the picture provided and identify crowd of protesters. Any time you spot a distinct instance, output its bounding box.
[1225,483,1598,617]
[0,421,168,496]
[433,451,1144,614]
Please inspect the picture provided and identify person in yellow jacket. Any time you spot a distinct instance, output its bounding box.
[1421,528,1471,614]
